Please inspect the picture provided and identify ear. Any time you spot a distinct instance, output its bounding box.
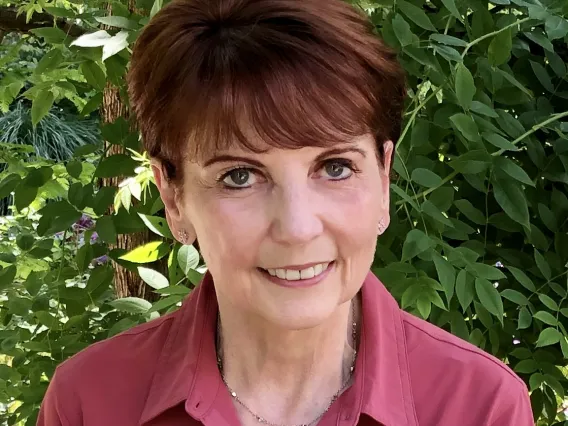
[378,140,393,232]
[151,158,196,245]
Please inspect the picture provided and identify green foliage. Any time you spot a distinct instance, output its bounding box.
[0,0,567,424]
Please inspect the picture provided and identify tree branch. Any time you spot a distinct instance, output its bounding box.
[0,6,85,37]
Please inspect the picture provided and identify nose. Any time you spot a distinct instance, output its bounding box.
[269,183,324,246]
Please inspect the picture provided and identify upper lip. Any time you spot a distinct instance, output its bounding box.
[261,261,334,270]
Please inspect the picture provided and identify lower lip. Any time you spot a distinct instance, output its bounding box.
[259,262,334,289]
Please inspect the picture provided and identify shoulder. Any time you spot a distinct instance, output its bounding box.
[401,311,531,425]
[57,310,177,383]
[41,310,179,424]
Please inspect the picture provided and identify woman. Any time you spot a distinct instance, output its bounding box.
[38,0,533,425]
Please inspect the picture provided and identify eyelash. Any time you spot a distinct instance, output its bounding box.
[216,158,360,190]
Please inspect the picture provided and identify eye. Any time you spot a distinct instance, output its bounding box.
[221,168,257,188]
[319,159,354,181]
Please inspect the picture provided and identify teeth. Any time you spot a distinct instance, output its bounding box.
[266,262,331,281]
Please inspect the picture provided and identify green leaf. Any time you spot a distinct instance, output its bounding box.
[470,101,499,118]
[119,241,170,263]
[150,0,163,18]
[525,31,554,52]
[450,113,481,142]
[16,234,34,251]
[95,215,117,244]
[34,49,64,74]
[518,307,532,329]
[440,0,461,20]
[391,184,420,211]
[29,27,69,44]
[94,16,140,30]
[533,311,558,326]
[138,214,173,239]
[14,183,38,211]
[397,0,436,31]
[514,359,539,374]
[66,160,83,179]
[31,90,55,127]
[534,249,551,280]
[94,154,138,178]
[468,263,507,280]
[507,266,536,292]
[482,132,519,151]
[0,174,21,199]
[536,327,562,347]
[178,244,200,275]
[494,157,534,187]
[492,176,529,228]
[138,267,169,290]
[155,286,191,296]
[454,199,485,225]
[456,269,474,311]
[434,45,463,63]
[501,289,529,306]
[110,297,152,314]
[25,167,53,188]
[392,14,415,47]
[538,294,558,311]
[455,63,475,110]
[422,200,454,227]
[411,168,442,188]
[488,28,512,66]
[475,278,504,321]
[449,150,492,174]
[147,295,184,313]
[545,16,568,40]
[35,311,60,330]
[0,266,17,291]
[529,61,554,92]
[80,61,106,91]
[430,34,467,47]
[76,243,94,273]
[401,229,435,261]
[432,252,455,303]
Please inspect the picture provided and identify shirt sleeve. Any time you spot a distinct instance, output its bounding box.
[490,380,534,426]
[37,369,71,426]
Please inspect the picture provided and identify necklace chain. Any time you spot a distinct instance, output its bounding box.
[216,302,358,426]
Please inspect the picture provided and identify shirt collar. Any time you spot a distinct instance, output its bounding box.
[139,272,417,426]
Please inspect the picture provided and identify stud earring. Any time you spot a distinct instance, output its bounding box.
[178,230,190,244]
[378,219,386,235]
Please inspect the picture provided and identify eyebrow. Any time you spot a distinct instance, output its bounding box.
[202,146,367,168]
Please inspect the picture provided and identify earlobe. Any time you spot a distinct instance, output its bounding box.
[151,159,196,245]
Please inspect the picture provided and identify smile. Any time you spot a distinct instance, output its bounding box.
[261,262,332,281]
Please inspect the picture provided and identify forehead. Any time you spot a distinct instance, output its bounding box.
[193,134,377,167]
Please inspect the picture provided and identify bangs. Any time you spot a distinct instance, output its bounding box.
[171,31,377,164]
[127,0,406,181]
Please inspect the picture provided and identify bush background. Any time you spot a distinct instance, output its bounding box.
[0,0,567,424]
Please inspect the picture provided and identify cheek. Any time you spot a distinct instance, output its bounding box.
[192,194,267,268]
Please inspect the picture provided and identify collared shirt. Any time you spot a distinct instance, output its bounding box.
[38,272,533,426]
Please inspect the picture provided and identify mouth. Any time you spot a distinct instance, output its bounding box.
[258,261,334,282]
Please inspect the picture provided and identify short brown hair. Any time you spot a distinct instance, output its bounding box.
[127,0,406,182]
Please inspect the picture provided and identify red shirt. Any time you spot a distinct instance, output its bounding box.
[38,272,533,426]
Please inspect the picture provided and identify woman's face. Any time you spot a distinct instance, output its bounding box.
[161,134,392,328]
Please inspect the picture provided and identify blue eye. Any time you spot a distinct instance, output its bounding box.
[321,160,354,180]
[222,168,257,188]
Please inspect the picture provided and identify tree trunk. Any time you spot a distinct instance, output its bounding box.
[100,1,163,301]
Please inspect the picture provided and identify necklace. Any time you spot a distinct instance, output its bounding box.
[216,301,358,426]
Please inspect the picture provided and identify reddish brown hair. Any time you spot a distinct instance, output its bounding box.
[127,0,406,182]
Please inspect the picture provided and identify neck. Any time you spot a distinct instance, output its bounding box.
[216,296,359,426]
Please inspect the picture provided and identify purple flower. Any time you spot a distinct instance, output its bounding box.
[90,232,99,243]
[495,261,504,268]
[73,214,95,231]
[92,255,109,265]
